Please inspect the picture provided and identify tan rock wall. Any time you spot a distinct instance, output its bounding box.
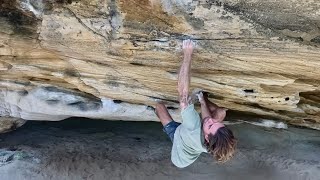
[0,0,319,130]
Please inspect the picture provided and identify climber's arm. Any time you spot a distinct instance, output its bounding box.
[178,40,194,110]
[198,92,212,120]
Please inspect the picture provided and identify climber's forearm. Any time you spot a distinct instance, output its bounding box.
[178,53,192,109]
[200,99,212,120]
[178,40,194,110]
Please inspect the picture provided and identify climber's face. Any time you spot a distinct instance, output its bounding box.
[202,117,225,142]
[202,107,228,141]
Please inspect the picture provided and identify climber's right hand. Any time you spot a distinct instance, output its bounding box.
[182,39,194,56]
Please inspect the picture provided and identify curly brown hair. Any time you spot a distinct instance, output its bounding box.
[205,126,237,163]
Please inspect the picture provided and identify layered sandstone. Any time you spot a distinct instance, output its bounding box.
[0,0,319,131]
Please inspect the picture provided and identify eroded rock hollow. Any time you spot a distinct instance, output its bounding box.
[0,0,320,131]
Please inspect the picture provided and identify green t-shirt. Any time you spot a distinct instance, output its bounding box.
[171,104,208,168]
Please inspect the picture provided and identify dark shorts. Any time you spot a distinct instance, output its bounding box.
[163,121,181,142]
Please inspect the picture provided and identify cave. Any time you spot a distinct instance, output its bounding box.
[0,0,320,179]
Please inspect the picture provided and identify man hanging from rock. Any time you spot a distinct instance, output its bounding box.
[155,39,237,168]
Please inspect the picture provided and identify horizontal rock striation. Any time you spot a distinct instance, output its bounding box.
[0,0,319,131]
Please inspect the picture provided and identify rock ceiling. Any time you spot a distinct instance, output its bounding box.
[0,0,319,130]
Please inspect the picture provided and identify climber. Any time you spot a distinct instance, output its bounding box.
[155,39,237,168]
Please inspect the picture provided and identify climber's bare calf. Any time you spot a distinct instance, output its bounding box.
[155,103,180,142]
[155,103,173,126]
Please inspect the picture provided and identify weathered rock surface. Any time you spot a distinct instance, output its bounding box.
[0,0,320,130]
[0,117,25,133]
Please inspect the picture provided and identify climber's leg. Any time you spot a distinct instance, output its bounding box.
[155,103,181,142]
[155,103,173,126]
